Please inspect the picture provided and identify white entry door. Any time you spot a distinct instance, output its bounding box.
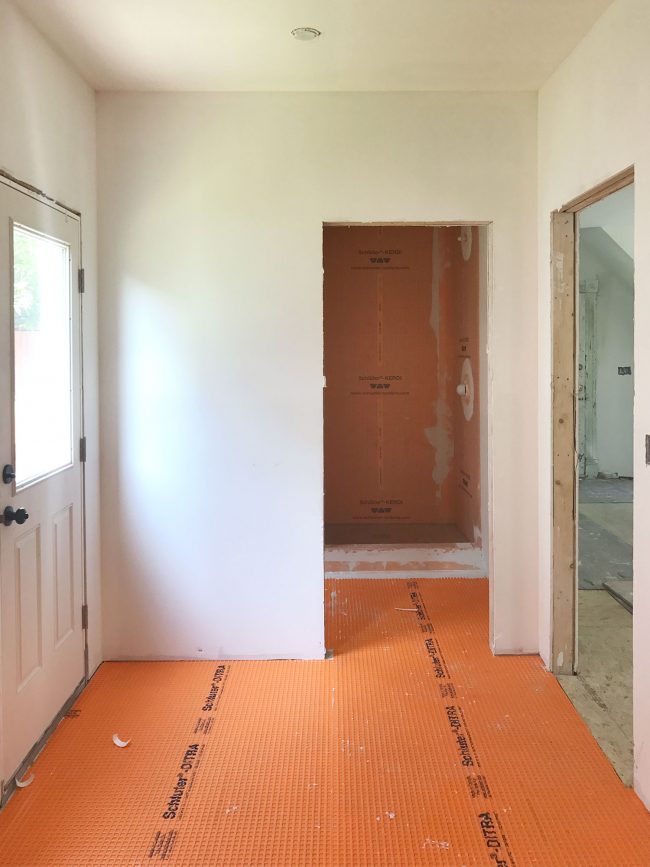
[0,181,85,790]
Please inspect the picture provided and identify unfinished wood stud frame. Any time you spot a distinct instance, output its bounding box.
[550,166,634,676]
[560,166,635,214]
[551,210,577,676]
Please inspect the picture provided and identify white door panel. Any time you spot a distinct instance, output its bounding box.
[0,181,85,789]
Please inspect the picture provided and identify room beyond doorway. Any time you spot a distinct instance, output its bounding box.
[322,224,488,579]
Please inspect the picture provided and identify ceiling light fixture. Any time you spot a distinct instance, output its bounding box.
[291,27,321,41]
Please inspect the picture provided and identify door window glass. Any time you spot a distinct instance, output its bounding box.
[13,224,72,487]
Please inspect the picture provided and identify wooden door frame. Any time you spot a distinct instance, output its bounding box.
[551,165,634,675]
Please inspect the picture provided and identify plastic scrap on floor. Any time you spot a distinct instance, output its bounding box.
[15,773,34,789]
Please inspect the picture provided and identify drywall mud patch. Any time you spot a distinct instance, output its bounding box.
[460,226,473,262]
[424,398,454,489]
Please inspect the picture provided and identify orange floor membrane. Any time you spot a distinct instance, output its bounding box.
[0,579,649,866]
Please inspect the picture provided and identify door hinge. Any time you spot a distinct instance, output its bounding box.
[81,604,88,630]
[78,268,85,293]
[79,436,87,463]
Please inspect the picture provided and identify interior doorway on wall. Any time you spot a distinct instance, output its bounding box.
[322,223,488,581]
[551,174,634,785]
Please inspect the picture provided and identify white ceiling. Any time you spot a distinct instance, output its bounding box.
[12,0,615,92]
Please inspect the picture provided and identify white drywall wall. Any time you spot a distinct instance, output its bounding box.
[538,0,650,806]
[97,91,539,660]
[579,228,634,478]
[0,1,101,674]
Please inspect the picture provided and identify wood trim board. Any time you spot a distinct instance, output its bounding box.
[551,210,577,675]
[560,166,634,214]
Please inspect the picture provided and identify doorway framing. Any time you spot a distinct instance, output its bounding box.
[550,165,635,676]
[321,220,493,628]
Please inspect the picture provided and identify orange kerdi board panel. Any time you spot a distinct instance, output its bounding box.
[324,226,452,526]
[1,580,649,866]
[323,226,482,540]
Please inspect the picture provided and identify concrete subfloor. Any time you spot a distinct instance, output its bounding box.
[581,502,633,546]
[578,478,632,589]
[560,478,634,785]
[579,476,633,504]
[559,590,633,785]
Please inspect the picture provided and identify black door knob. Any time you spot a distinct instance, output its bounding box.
[3,506,29,526]
[2,465,15,484]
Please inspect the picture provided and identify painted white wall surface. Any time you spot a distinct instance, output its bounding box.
[538,0,650,806]
[0,1,102,674]
[579,228,634,478]
[97,91,539,660]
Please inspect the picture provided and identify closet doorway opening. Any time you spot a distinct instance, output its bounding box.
[323,223,489,580]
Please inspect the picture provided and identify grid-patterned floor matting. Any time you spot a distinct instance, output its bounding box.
[0,579,649,865]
